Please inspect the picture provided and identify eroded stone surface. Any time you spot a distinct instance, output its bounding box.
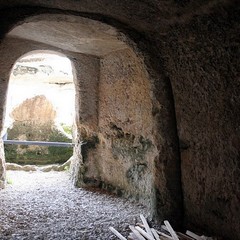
[0,140,6,188]
[5,95,72,165]
[77,48,158,216]
[11,95,56,123]
[8,15,127,56]
[6,157,71,172]
[159,6,240,239]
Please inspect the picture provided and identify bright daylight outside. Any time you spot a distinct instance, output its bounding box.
[4,51,75,173]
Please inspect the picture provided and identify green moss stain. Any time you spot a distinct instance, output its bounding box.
[112,133,152,162]
[81,135,99,163]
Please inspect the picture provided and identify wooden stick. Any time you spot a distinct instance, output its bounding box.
[140,214,155,239]
[109,227,127,240]
[161,225,168,232]
[135,226,155,240]
[156,230,173,240]
[128,232,140,240]
[164,221,179,240]
[136,223,145,228]
[151,228,161,240]
[186,230,202,240]
[177,232,195,240]
[129,226,146,240]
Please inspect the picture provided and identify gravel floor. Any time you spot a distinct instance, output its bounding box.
[0,170,148,240]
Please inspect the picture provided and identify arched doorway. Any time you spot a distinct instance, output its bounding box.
[0,12,182,225]
[4,51,75,169]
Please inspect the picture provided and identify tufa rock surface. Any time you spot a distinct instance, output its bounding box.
[5,95,73,165]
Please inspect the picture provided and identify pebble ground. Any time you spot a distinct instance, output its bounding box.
[0,170,148,240]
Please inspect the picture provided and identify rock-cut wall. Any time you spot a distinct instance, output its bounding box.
[0,142,6,188]
[77,48,158,212]
[159,5,240,240]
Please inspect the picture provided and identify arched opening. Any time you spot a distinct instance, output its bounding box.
[1,12,159,207]
[4,50,75,173]
[0,11,183,234]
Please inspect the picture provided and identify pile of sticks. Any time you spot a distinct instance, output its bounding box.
[109,214,213,240]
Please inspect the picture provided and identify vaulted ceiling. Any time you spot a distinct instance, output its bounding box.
[8,14,128,56]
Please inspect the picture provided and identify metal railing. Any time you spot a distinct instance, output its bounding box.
[3,140,74,148]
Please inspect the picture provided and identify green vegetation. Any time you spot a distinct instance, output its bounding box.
[6,176,13,185]
[60,123,72,135]
[64,165,69,171]
[4,122,73,165]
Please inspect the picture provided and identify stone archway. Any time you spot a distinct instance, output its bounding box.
[0,11,182,227]
[4,50,76,166]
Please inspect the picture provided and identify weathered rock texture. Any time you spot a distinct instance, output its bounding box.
[11,95,56,123]
[6,157,71,172]
[70,42,182,226]
[5,95,73,165]
[79,48,157,212]
[0,139,6,188]
[69,53,100,190]
[0,1,239,239]
[159,6,240,238]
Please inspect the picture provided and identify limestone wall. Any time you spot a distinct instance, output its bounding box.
[68,53,100,186]
[159,6,240,239]
[78,48,157,211]
[71,46,183,224]
[0,139,6,188]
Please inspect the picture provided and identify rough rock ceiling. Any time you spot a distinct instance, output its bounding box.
[8,15,128,56]
[0,0,229,35]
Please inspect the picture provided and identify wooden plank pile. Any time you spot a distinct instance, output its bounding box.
[109,214,213,240]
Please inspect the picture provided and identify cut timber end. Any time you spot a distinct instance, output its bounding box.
[109,227,127,240]
[164,221,179,240]
[135,226,155,240]
[140,214,155,239]
[129,226,146,240]
[156,230,173,240]
[177,232,196,240]
[151,228,160,240]
[186,230,202,240]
